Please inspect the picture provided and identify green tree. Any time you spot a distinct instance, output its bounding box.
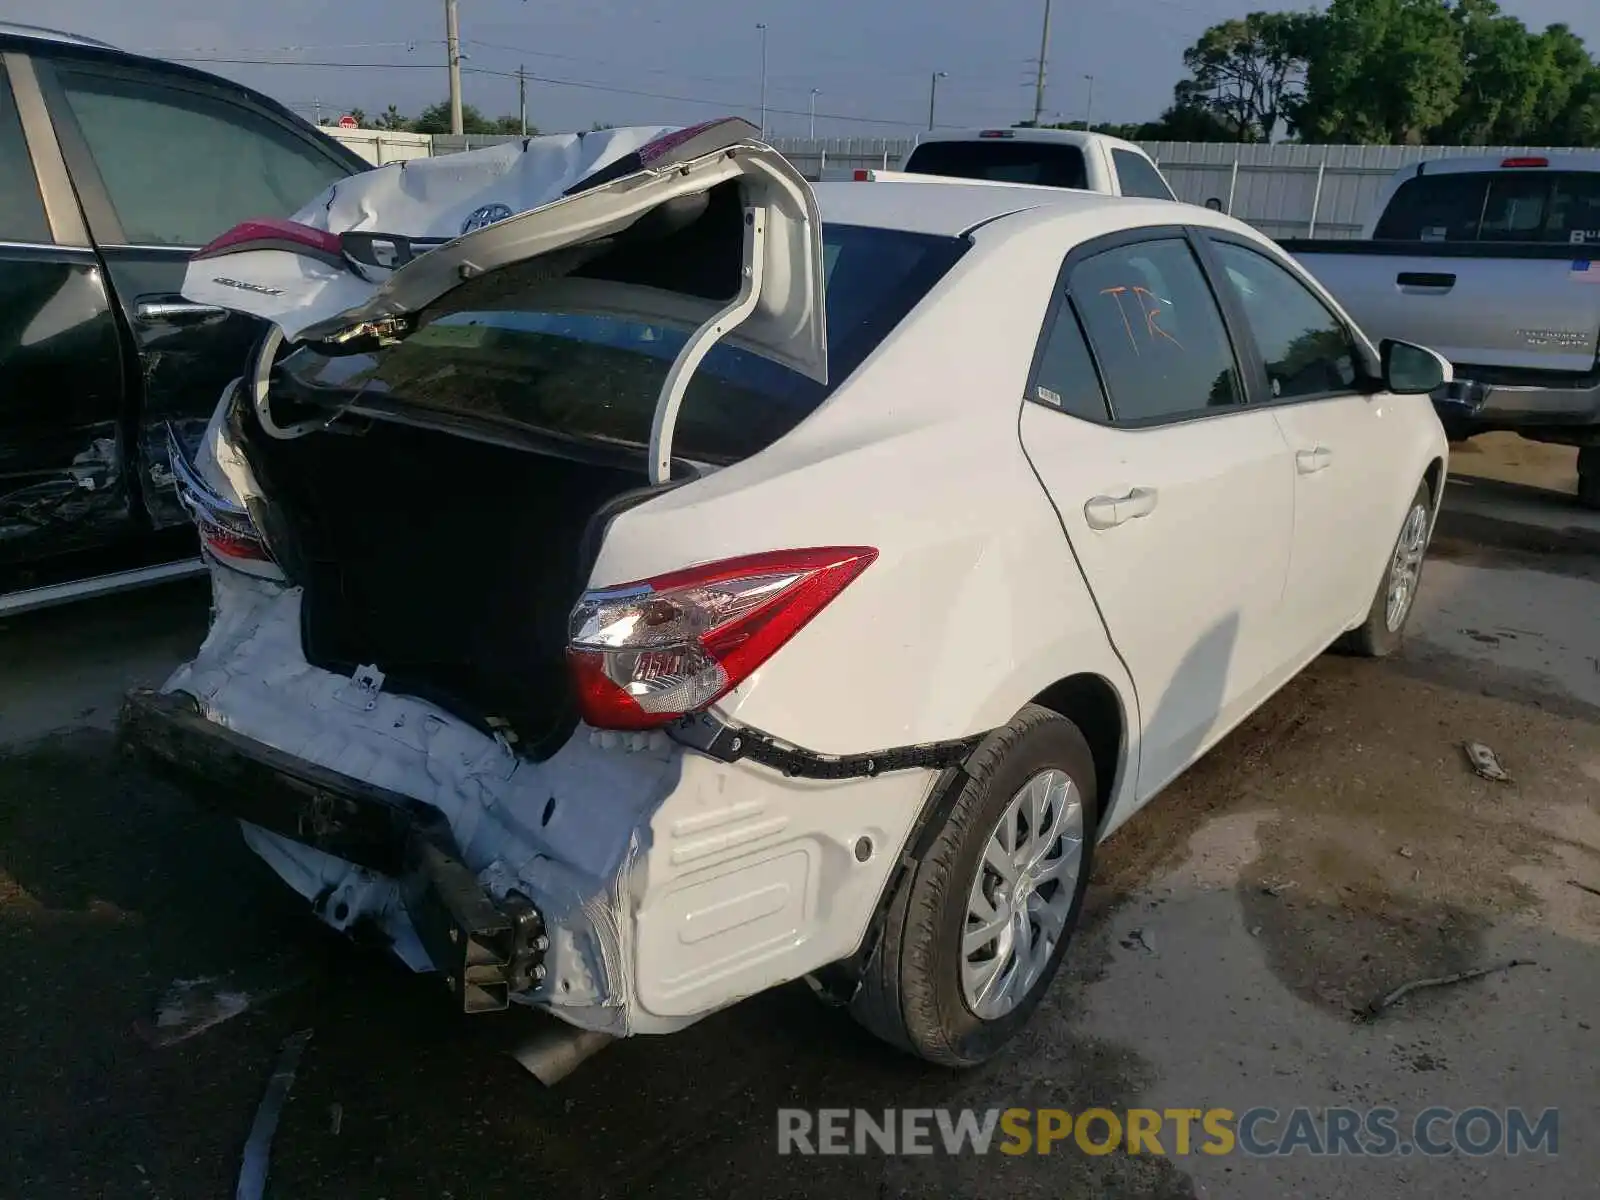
[374,104,409,131]
[412,101,498,135]
[490,114,539,134]
[1181,11,1314,142]
[1294,0,1464,144]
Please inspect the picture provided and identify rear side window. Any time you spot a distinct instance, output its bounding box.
[0,65,50,243]
[1111,149,1175,201]
[1032,302,1110,421]
[1069,238,1241,423]
[1373,170,1600,245]
[270,225,967,464]
[55,68,349,246]
[903,140,1088,190]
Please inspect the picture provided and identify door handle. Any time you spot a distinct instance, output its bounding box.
[1296,446,1333,474]
[135,299,227,323]
[1395,271,1455,289]
[1083,486,1159,530]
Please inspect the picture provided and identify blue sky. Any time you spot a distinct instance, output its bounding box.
[9,0,1598,137]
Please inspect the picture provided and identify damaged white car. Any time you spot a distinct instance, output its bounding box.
[121,118,1452,1079]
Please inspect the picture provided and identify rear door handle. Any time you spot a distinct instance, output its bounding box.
[135,298,227,323]
[1395,271,1455,289]
[1296,446,1333,474]
[1083,486,1159,530]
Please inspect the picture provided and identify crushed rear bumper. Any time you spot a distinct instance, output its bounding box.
[119,687,547,1013]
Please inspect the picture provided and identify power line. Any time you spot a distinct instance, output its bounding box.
[168,56,926,127]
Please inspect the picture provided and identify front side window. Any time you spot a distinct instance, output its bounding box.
[0,65,50,243]
[1112,149,1176,201]
[56,69,349,246]
[1211,241,1360,400]
[1069,238,1240,423]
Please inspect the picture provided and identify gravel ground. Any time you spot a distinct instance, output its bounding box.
[1,472,1596,1200]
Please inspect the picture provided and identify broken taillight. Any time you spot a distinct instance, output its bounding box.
[567,547,878,730]
[193,218,347,270]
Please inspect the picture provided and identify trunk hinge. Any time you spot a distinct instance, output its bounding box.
[648,204,768,484]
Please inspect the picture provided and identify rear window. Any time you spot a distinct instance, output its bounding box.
[1373,170,1600,245]
[270,224,966,464]
[902,139,1089,190]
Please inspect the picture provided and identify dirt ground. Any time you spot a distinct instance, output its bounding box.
[1,448,1597,1199]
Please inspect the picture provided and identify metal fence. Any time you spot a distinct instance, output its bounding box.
[328,128,1574,240]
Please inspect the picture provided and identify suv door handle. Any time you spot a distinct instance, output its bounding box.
[1296,447,1333,474]
[1396,271,1455,289]
[1084,486,1159,530]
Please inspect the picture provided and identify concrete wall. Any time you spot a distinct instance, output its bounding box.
[324,128,1568,240]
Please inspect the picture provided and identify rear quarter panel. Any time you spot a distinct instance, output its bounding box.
[589,216,1136,759]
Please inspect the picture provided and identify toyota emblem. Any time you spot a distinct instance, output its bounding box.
[461,203,513,234]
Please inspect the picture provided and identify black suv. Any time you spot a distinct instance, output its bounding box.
[0,24,365,615]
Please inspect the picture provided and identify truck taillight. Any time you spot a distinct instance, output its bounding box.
[567,547,878,730]
[1500,156,1548,169]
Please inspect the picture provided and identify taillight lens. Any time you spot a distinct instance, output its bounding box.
[567,547,878,730]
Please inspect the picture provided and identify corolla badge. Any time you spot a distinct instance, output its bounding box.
[461,203,514,234]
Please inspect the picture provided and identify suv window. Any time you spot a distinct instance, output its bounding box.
[1211,242,1359,400]
[1111,148,1175,200]
[1373,170,1600,245]
[55,68,349,246]
[903,139,1088,190]
[1032,301,1110,421]
[0,65,50,243]
[269,225,968,464]
[1069,238,1241,422]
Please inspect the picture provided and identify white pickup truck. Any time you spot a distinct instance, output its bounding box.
[1281,153,1600,507]
[823,128,1178,201]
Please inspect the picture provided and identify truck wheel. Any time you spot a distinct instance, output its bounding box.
[1337,480,1433,658]
[1579,447,1600,511]
[850,704,1098,1067]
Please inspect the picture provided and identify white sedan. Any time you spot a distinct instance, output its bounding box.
[123,119,1449,1079]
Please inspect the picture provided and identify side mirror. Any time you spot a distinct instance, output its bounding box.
[1380,339,1452,395]
[1203,197,1224,212]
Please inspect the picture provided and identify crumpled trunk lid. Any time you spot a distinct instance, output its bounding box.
[181,118,828,383]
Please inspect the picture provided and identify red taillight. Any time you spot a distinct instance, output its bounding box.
[852,168,872,181]
[1501,157,1548,169]
[193,218,346,269]
[979,129,1015,139]
[198,518,271,563]
[567,547,878,730]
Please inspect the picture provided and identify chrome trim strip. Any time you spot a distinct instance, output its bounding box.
[0,559,207,617]
[0,238,93,254]
[2,51,89,248]
[164,422,251,521]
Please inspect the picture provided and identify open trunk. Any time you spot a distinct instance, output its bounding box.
[234,407,657,760]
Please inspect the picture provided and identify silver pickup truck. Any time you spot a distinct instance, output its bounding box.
[1281,153,1600,507]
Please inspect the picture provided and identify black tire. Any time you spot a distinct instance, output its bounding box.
[1578,446,1599,512]
[850,704,1099,1067]
[1337,479,1433,658]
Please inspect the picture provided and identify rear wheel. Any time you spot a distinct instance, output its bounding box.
[1337,480,1432,658]
[1579,446,1599,511]
[850,704,1098,1066]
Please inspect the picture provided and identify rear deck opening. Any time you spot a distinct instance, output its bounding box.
[237,412,651,759]
[220,218,969,758]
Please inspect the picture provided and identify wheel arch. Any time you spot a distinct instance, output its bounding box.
[1028,671,1128,836]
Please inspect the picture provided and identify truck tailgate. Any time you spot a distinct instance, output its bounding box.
[1285,243,1600,374]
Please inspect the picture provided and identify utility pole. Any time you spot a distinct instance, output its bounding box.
[756,23,769,136]
[927,70,947,131]
[518,63,527,135]
[809,88,820,139]
[1031,0,1053,127]
[446,0,463,135]
[1082,74,1095,131]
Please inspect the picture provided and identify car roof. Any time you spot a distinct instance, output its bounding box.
[1401,151,1600,176]
[814,178,1172,237]
[911,127,1148,156]
[0,23,117,49]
